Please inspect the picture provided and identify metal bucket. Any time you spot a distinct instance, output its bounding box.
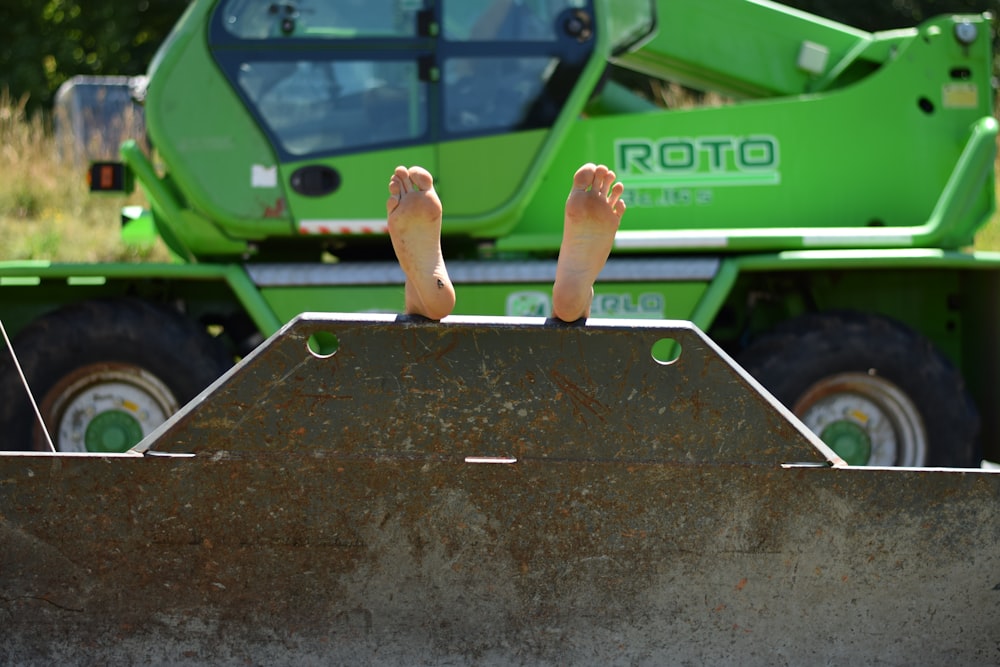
[2,314,997,665]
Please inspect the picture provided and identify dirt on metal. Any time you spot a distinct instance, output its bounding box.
[1,314,998,665]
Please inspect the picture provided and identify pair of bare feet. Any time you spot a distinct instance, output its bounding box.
[386,163,626,322]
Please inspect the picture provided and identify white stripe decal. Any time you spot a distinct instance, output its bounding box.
[615,231,730,249]
[802,234,913,246]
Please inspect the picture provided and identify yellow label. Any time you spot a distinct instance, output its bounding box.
[942,83,978,109]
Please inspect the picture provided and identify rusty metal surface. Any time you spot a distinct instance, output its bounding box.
[2,314,998,665]
[140,313,835,464]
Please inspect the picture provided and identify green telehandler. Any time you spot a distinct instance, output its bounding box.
[1,0,997,468]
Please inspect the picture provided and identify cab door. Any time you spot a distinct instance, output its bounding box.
[208,0,596,244]
[210,0,436,240]
[435,0,597,237]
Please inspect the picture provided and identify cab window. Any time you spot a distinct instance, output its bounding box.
[236,59,426,156]
[441,0,592,136]
[210,0,595,158]
[218,0,424,39]
[443,0,584,41]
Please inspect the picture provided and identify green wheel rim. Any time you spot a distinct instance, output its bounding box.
[819,419,872,466]
[85,410,146,453]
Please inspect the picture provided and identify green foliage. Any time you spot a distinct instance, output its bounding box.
[0,0,189,113]
[0,90,169,262]
[779,0,1000,30]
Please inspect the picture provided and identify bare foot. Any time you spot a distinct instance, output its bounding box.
[386,165,455,320]
[551,163,626,322]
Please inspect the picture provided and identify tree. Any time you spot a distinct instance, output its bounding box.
[778,0,1000,30]
[0,1,189,113]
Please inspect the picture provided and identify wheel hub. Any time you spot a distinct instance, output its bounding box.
[85,410,146,453]
[39,363,178,453]
[793,372,927,467]
[818,419,872,466]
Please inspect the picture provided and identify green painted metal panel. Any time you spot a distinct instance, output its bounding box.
[437,132,547,219]
[507,53,995,253]
[280,145,438,238]
[130,0,995,259]
[249,257,717,322]
[143,0,288,236]
[259,281,708,322]
[624,0,872,98]
[0,262,284,339]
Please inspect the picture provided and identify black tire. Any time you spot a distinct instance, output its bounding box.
[736,311,980,467]
[0,298,232,452]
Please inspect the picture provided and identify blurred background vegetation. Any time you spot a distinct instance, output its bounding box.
[782,0,999,30]
[0,0,998,261]
[0,0,188,115]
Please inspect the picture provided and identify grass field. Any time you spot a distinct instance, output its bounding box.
[0,92,169,263]
[1,92,999,261]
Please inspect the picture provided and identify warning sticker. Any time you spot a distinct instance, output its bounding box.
[942,83,978,109]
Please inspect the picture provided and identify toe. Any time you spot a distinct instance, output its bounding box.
[387,174,404,214]
[609,181,625,205]
[613,198,627,218]
[592,164,610,192]
[600,168,617,196]
[388,174,402,198]
[572,163,597,191]
[407,166,435,192]
[392,166,411,193]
